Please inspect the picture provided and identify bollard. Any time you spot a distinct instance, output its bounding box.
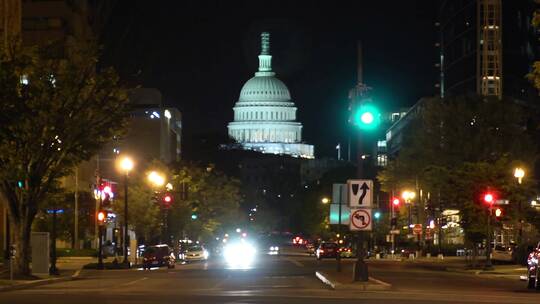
[376,253,380,259]
[438,253,444,259]
[409,253,415,260]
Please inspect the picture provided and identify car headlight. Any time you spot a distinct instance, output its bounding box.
[224,241,256,269]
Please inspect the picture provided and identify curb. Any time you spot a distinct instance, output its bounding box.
[0,268,82,293]
[315,271,392,291]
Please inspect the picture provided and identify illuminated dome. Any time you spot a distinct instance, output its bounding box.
[227,32,314,159]
[239,76,291,103]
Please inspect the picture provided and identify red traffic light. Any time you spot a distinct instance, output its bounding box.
[483,193,494,204]
[162,193,173,208]
[392,198,400,206]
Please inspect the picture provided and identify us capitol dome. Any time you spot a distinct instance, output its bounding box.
[227,32,314,158]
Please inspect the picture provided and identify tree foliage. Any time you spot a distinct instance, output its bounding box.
[0,39,129,275]
[378,95,538,243]
[169,163,242,241]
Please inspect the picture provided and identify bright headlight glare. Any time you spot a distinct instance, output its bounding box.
[224,241,256,269]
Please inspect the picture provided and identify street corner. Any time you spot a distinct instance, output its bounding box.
[315,270,392,291]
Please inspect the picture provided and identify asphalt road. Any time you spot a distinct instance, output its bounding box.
[0,251,539,303]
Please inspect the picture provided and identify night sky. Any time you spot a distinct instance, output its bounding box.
[101,0,437,159]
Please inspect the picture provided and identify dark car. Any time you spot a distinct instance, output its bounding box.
[526,241,540,289]
[315,242,338,260]
[142,245,176,269]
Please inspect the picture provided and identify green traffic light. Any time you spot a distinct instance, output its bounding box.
[374,211,381,220]
[354,104,380,130]
[191,214,198,220]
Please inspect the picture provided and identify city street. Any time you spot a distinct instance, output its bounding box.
[0,251,538,304]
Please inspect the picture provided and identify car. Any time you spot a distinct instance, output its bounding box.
[526,241,540,289]
[339,246,354,258]
[184,244,209,262]
[492,244,514,262]
[142,244,176,269]
[315,242,338,260]
[268,245,280,255]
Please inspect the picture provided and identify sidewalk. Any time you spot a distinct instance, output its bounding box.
[0,256,97,292]
[315,267,391,291]
[368,255,527,276]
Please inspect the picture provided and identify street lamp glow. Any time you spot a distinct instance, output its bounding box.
[321,197,330,204]
[119,156,134,173]
[147,171,165,187]
[514,167,525,184]
[401,190,415,202]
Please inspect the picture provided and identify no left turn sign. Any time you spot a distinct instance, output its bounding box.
[350,209,372,231]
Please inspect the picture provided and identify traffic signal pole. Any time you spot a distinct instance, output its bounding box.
[485,206,493,269]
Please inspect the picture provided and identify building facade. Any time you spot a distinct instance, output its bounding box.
[227,32,314,159]
[438,0,539,102]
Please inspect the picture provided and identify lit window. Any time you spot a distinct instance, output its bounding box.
[377,154,387,167]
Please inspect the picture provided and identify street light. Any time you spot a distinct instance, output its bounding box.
[514,167,525,244]
[321,197,330,204]
[514,167,525,184]
[402,190,416,202]
[148,171,165,187]
[118,156,134,266]
[401,190,415,233]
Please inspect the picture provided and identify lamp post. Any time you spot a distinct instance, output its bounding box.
[119,156,134,265]
[402,191,416,233]
[148,171,168,243]
[514,167,525,244]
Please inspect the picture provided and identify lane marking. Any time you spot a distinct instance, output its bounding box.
[119,277,148,287]
[72,269,82,278]
[285,257,304,267]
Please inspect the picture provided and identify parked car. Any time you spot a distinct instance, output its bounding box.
[184,244,209,262]
[315,242,338,260]
[492,244,514,262]
[142,245,176,269]
[526,241,540,289]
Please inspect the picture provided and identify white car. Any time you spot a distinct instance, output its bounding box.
[184,245,209,262]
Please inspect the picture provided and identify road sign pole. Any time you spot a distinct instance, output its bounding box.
[353,232,368,281]
[337,186,342,273]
